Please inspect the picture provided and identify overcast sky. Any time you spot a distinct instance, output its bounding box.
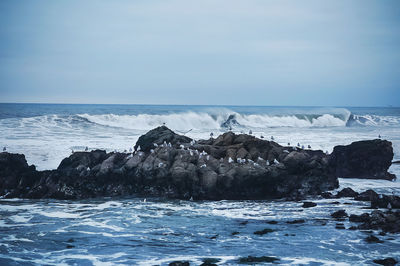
[0,0,399,106]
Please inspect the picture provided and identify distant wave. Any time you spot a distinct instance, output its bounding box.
[1,108,398,132]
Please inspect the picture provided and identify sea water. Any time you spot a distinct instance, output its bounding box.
[0,103,399,265]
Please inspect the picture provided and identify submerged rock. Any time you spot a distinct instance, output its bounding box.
[373,258,398,266]
[237,256,280,264]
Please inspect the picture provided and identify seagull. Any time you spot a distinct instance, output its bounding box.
[210,132,214,138]
[237,158,242,163]
[85,146,88,151]
[266,160,270,166]
[143,198,147,203]
[180,144,185,149]
[137,145,141,151]
[163,141,167,147]
[86,167,90,171]
[378,134,381,139]
[307,145,311,149]
[154,143,158,147]
[287,142,290,146]
[228,157,234,163]
[189,196,193,201]
[150,149,155,153]
[297,143,300,147]
[274,159,279,164]
[3,147,6,152]
[162,122,166,126]
[260,135,264,139]
[249,130,252,135]
[388,202,392,209]
[206,155,210,161]
[200,164,206,168]
[271,136,274,141]
[168,142,172,148]
[158,162,164,167]
[71,149,74,154]
[301,145,305,149]
[190,150,193,156]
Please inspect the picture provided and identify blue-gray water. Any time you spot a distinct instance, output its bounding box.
[0,103,400,265]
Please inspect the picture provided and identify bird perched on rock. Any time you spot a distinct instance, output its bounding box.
[308,145,311,149]
[85,146,88,151]
[153,143,158,147]
[228,157,234,163]
[271,136,274,141]
[249,130,252,135]
[2,147,6,152]
[210,132,214,138]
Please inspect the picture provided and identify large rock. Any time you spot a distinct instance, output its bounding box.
[134,126,192,152]
[329,139,395,180]
[0,127,396,200]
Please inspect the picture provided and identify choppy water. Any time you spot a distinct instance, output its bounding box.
[0,178,399,265]
[1,104,400,265]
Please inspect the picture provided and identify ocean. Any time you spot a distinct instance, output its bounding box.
[0,103,400,265]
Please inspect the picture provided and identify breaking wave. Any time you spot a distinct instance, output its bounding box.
[2,108,399,133]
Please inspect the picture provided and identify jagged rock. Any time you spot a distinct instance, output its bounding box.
[336,187,359,198]
[350,210,400,233]
[354,189,378,202]
[329,139,395,180]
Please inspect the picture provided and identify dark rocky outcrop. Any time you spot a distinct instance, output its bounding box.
[0,126,396,200]
[134,126,192,152]
[373,258,398,266]
[329,139,395,180]
[331,210,348,219]
[302,201,317,208]
[349,210,400,233]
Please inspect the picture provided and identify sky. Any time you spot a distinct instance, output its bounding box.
[0,0,399,106]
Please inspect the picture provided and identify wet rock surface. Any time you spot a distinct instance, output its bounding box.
[0,126,396,200]
[329,139,395,180]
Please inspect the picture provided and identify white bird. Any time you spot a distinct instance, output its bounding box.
[143,198,146,203]
[150,149,155,153]
[180,155,183,158]
[137,145,141,151]
[180,144,185,149]
[388,202,392,209]
[266,160,270,166]
[158,162,164,167]
[190,150,193,156]
[86,167,90,171]
[220,158,223,162]
[168,142,172,148]
[379,194,383,199]
[127,153,133,158]
[163,141,167,147]
[274,159,279,164]
[283,150,289,153]
[237,158,242,163]
[154,143,158,147]
[200,164,206,168]
[228,157,234,163]
[206,155,210,161]
[189,196,193,201]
